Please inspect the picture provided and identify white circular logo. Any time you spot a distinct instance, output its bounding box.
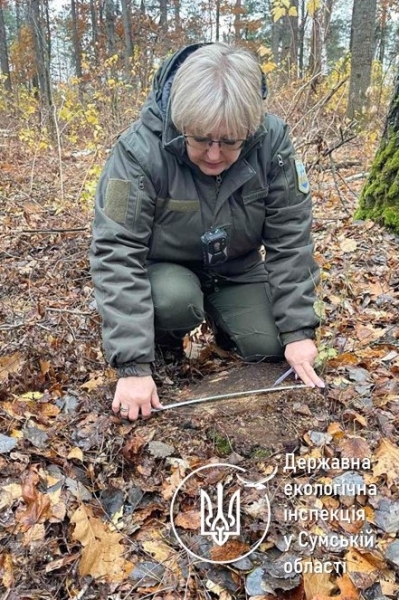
[170,462,276,564]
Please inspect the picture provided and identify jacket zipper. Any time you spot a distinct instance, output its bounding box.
[215,174,222,197]
[134,176,144,227]
[277,153,289,197]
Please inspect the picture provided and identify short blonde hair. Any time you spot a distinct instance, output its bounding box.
[170,43,264,139]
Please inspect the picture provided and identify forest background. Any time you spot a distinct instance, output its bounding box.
[1,0,399,599]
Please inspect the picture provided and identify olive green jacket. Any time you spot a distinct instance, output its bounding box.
[90,44,320,376]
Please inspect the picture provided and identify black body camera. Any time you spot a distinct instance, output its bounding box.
[201,228,228,267]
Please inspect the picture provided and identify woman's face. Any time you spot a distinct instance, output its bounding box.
[184,128,245,176]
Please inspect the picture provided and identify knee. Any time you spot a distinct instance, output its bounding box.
[155,288,205,330]
[235,332,284,361]
[149,264,205,331]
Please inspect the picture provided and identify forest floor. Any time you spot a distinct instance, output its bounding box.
[1,130,399,600]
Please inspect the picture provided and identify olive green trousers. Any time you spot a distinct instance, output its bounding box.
[148,262,284,361]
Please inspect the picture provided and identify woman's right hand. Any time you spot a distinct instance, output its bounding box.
[112,375,163,420]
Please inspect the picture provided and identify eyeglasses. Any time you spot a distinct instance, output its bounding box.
[184,134,246,151]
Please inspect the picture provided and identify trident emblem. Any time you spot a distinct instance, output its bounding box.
[200,482,240,546]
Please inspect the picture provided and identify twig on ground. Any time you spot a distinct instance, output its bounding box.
[328,154,351,214]
[10,227,88,234]
[53,104,65,203]
[46,307,92,316]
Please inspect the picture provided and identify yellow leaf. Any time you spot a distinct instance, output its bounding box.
[303,559,336,598]
[262,61,278,73]
[67,447,84,461]
[80,376,104,390]
[381,580,399,596]
[0,553,14,589]
[272,6,286,21]
[340,238,358,253]
[142,539,181,574]
[0,352,23,383]
[20,391,43,400]
[327,422,344,439]
[0,483,22,511]
[289,5,298,16]
[307,0,320,17]
[71,505,133,581]
[373,438,399,484]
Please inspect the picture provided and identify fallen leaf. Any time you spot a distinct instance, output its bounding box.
[174,510,201,530]
[67,447,84,461]
[354,324,386,345]
[327,422,345,440]
[345,548,388,590]
[80,375,104,390]
[0,553,14,589]
[71,504,133,581]
[210,539,250,562]
[22,523,45,547]
[373,438,399,484]
[45,553,80,573]
[16,468,52,532]
[205,580,232,599]
[0,483,22,511]
[340,239,358,253]
[122,432,147,459]
[0,433,18,454]
[302,560,336,599]
[313,573,359,600]
[0,352,23,382]
[380,580,399,597]
[338,436,371,459]
[141,539,181,575]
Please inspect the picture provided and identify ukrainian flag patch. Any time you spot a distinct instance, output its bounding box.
[294,158,310,194]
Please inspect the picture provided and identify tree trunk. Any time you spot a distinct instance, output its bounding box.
[356,69,399,232]
[298,0,306,77]
[215,0,220,41]
[173,0,180,31]
[29,0,53,114]
[159,0,167,33]
[308,8,322,78]
[71,0,82,78]
[234,0,241,40]
[271,6,298,75]
[105,0,116,57]
[347,0,377,120]
[89,0,98,65]
[120,0,133,76]
[377,0,388,65]
[290,0,299,76]
[0,5,12,91]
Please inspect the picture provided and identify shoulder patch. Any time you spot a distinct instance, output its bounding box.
[294,158,310,194]
[104,179,130,224]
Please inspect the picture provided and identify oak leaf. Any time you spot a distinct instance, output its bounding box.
[313,573,359,599]
[373,438,399,483]
[345,548,388,590]
[0,352,23,383]
[303,560,336,599]
[71,504,133,581]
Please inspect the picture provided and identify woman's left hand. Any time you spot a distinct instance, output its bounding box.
[284,339,325,388]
